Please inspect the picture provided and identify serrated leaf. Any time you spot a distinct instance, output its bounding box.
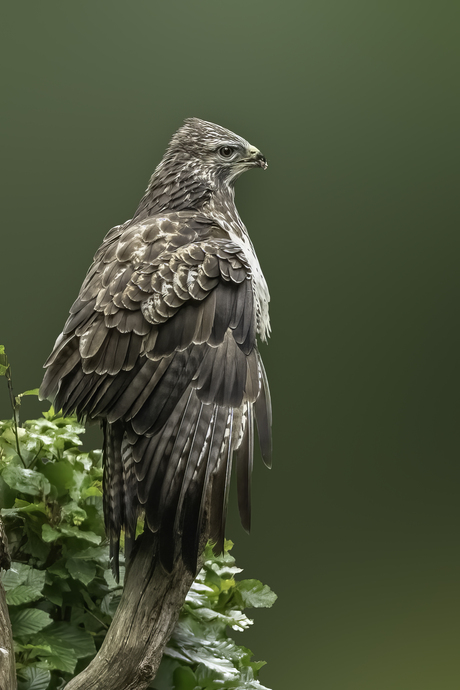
[65,557,97,585]
[36,622,96,660]
[24,567,46,590]
[2,465,51,497]
[17,666,51,690]
[237,580,277,608]
[35,651,78,674]
[2,562,31,589]
[5,584,43,606]
[10,608,52,637]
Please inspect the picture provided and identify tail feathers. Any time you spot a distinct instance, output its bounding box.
[103,421,138,580]
[122,436,138,562]
[100,365,270,579]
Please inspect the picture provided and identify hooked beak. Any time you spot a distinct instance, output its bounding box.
[247,146,268,170]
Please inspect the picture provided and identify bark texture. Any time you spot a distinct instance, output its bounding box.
[0,583,16,690]
[0,518,16,690]
[65,529,202,690]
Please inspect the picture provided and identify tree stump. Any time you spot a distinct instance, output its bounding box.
[66,529,202,690]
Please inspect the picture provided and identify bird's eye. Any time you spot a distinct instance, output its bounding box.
[219,146,235,158]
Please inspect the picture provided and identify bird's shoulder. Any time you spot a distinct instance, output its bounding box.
[70,212,253,329]
[92,211,249,267]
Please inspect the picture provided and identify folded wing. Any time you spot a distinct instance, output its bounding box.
[40,212,271,574]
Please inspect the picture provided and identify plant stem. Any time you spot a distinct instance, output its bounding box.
[5,365,24,467]
[84,607,109,630]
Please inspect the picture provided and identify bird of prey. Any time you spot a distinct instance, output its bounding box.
[40,118,271,577]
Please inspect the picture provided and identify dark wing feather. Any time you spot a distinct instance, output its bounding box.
[253,354,273,468]
[236,403,254,533]
[39,212,271,576]
[208,408,234,553]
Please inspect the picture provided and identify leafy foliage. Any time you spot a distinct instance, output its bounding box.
[161,543,276,690]
[0,347,276,690]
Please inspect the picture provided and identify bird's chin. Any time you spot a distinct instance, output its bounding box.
[244,159,268,171]
[226,160,267,184]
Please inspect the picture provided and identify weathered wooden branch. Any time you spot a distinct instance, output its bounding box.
[0,518,16,690]
[0,583,16,690]
[66,527,205,690]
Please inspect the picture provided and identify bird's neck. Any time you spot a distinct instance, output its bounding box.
[133,160,238,220]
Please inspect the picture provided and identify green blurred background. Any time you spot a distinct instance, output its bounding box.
[2,1,459,687]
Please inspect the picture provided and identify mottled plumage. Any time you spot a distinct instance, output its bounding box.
[40,118,271,576]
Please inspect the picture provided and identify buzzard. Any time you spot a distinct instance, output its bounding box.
[40,118,271,576]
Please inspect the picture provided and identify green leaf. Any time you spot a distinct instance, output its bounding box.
[65,557,97,586]
[17,666,51,690]
[237,580,278,608]
[24,566,46,591]
[81,485,103,499]
[1,500,47,517]
[42,585,63,607]
[14,642,53,656]
[2,562,30,589]
[46,559,69,579]
[61,500,87,525]
[59,524,101,544]
[9,609,52,637]
[3,562,45,594]
[42,523,101,545]
[5,585,43,606]
[2,465,51,497]
[36,622,96,660]
[152,656,182,690]
[35,652,78,674]
[41,525,61,543]
[23,523,52,562]
[73,545,110,562]
[172,665,198,690]
[0,345,8,376]
[40,461,74,498]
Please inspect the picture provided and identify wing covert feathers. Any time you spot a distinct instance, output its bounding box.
[39,212,271,577]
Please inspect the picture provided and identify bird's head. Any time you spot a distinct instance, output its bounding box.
[165,118,267,186]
